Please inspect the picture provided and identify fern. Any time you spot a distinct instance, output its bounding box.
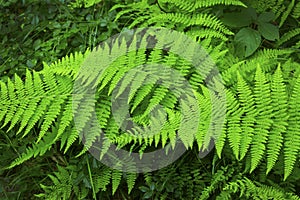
[284,73,300,180]
[250,65,273,172]
[1,28,299,179]
[214,89,238,158]
[277,28,300,47]
[200,166,230,200]
[236,72,256,160]
[1,6,300,198]
[111,169,122,195]
[94,165,112,192]
[148,13,233,35]
[217,61,299,178]
[279,0,295,27]
[111,0,245,42]
[219,177,300,200]
[159,0,246,13]
[2,0,300,199]
[37,165,73,199]
[126,172,137,194]
[266,65,287,174]
[292,1,300,18]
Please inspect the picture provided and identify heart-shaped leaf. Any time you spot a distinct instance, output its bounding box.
[258,22,279,41]
[258,12,275,22]
[234,27,261,57]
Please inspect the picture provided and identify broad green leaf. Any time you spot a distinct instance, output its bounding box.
[258,12,275,22]
[222,13,252,27]
[258,22,279,41]
[234,27,261,57]
[139,186,149,193]
[222,7,257,28]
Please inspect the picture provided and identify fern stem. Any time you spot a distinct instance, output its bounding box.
[86,156,97,199]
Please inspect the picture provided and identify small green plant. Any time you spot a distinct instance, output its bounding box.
[0,0,120,80]
[221,7,279,57]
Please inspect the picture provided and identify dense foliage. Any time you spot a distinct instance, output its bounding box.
[0,0,300,199]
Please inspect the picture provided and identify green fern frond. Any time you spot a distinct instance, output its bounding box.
[215,89,239,158]
[189,71,204,90]
[113,0,238,43]
[112,169,122,195]
[36,165,75,199]
[55,98,74,141]
[279,0,295,27]
[1,78,17,129]
[131,83,155,113]
[6,75,27,132]
[222,49,293,86]
[23,96,52,138]
[38,95,67,142]
[266,65,287,174]
[159,0,246,13]
[18,71,45,133]
[0,80,9,122]
[250,65,273,172]
[148,13,233,36]
[111,0,153,23]
[45,51,89,79]
[76,111,101,158]
[188,28,229,42]
[200,167,228,200]
[108,51,147,96]
[236,72,256,160]
[277,28,300,46]
[1,71,73,141]
[8,130,57,169]
[60,127,76,152]
[141,86,169,119]
[177,95,200,149]
[126,172,137,194]
[284,73,300,180]
[292,1,300,18]
[227,115,242,160]
[193,86,211,151]
[94,166,112,192]
[220,177,300,199]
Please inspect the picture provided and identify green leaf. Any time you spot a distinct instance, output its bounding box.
[222,7,257,28]
[139,186,149,192]
[33,39,41,50]
[234,27,261,57]
[258,12,275,22]
[258,22,279,41]
[26,59,37,68]
[222,13,251,28]
[143,191,153,199]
